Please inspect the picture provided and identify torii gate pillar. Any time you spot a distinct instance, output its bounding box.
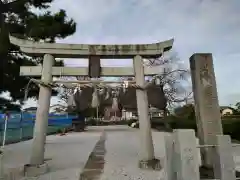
[133,55,159,169]
[24,54,54,176]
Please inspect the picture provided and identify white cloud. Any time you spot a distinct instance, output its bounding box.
[22,0,240,107]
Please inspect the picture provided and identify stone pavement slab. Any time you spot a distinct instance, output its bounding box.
[1,130,102,180]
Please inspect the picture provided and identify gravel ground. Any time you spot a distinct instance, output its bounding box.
[98,126,240,180]
[99,126,165,180]
[2,125,240,180]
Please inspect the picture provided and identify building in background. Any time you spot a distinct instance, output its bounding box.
[49,104,68,114]
[23,107,37,114]
[220,106,234,116]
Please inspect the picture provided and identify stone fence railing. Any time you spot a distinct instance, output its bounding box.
[164,129,240,180]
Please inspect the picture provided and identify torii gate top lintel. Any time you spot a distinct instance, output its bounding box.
[9,35,174,59]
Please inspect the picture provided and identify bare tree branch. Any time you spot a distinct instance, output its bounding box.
[144,51,192,107]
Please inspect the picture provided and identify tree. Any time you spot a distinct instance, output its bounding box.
[120,51,191,114]
[57,76,90,103]
[174,104,195,120]
[144,51,192,109]
[0,97,21,111]
[236,102,240,112]
[232,102,240,115]
[129,51,191,129]
[57,76,118,118]
[0,0,76,110]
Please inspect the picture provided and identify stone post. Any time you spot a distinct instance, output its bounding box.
[133,55,157,169]
[173,129,200,180]
[163,135,175,180]
[189,53,223,167]
[212,135,235,180]
[25,54,54,176]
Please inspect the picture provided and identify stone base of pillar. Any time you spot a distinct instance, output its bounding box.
[199,165,214,179]
[24,163,49,177]
[0,165,24,180]
[199,165,240,179]
[138,158,161,170]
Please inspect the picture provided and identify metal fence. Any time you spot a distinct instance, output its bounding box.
[0,113,77,144]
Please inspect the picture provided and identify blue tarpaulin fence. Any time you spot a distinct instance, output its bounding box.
[0,112,78,144]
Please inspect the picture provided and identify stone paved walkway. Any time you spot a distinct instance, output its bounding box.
[2,125,240,180]
[1,130,101,180]
[79,126,168,180]
[79,131,106,180]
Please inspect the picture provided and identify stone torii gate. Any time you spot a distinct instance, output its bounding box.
[9,35,174,176]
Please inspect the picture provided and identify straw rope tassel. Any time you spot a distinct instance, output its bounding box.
[91,87,100,108]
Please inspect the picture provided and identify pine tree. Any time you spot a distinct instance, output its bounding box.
[0,0,76,110]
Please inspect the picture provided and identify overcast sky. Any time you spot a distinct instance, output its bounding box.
[21,0,240,108]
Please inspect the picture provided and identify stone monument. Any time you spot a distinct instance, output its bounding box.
[190,53,223,167]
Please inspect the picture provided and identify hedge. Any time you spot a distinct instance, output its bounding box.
[151,117,240,141]
[86,118,130,126]
[85,117,240,141]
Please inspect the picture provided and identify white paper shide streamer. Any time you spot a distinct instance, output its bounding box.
[105,88,110,100]
[91,88,99,108]
[111,97,119,112]
[67,87,79,107]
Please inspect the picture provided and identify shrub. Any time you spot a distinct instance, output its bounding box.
[85,119,132,126]
[222,119,240,140]
[127,119,138,126]
[86,118,97,126]
[169,119,197,130]
[152,116,240,141]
